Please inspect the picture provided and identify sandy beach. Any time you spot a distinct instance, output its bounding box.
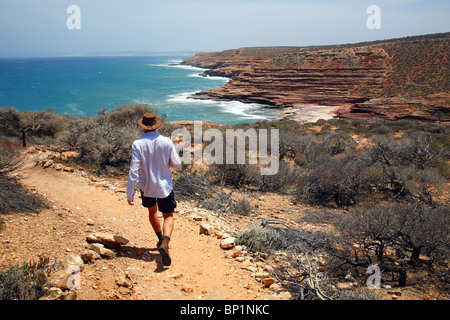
[280,105,340,122]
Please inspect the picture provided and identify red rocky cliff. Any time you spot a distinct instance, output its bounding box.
[183,33,449,122]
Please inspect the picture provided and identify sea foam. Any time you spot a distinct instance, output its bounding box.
[167,91,279,121]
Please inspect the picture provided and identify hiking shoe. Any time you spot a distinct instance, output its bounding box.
[158,237,171,266]
[156,237,163,249]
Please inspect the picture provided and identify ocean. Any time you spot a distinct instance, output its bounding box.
[0,56,280,125]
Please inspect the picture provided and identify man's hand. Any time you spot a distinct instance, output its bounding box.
[127,200,134,206]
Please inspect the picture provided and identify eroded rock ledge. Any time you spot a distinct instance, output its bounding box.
[182,33,450,122]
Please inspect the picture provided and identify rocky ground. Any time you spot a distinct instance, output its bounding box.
[1,145,447,301]
[0,147,295,300]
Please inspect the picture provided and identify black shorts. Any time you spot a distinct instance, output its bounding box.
[140,190,177,213]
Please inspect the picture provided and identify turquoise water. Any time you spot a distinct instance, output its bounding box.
[0,56,279,124]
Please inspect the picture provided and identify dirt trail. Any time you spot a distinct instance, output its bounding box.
[0,155,276,300]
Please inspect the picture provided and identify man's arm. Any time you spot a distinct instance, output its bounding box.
[126,143,141,205]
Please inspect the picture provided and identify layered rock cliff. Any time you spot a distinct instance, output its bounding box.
[182,33,449,122]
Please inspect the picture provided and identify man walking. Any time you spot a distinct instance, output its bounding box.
[126,113,181,266]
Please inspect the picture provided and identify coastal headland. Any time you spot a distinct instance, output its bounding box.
[182,33,449,123]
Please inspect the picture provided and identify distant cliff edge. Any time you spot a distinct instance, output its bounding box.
[182,33,449,122]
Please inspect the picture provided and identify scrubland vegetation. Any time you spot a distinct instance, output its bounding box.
[0,104,448,299]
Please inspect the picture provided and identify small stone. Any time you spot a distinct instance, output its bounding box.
[255,271,270,280]
[80,249,101,263]
[247,266,257,273]
[42,159,54,168]
[263,278,275,288]
[167,273,183,279]
[220,237,235,249]
[336,282,354,290]
[222,233,232,239]
[263,291,292,300]
[216,231,224,239]
[45,253,84,290]
[90,243,115,259]
[232,245,243,257]
[39,287,64,300]
[181,286,193,293]
[86,232,129,248]
[61,289,77,300]
[116,274,133,289]
[199,223,215,236]
[269,283,281,292]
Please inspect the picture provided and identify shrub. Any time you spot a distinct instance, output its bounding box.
[330,203,450,286]
[0,141,24,176]
[401,167,445,206]
[320,132,357,156]
[250,160,299,193]
[0,108,69,147]
[236,223,293,253]
[0,257,51,300]
[236,221,366,300]
[401,133,448,170]
[67,104,162,168]
[0,142,49,216]
[173,169,234,214]
[101,103,165,129]
[231,195,252,216]
[298,153,370,208]
[206,163,255,189]
[76,123,138,168]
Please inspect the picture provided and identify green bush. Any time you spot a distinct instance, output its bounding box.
[0,258,51,300]
[236,224,285,253]
[67,104,162,169]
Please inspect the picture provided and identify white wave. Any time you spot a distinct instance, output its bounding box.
[166,91,206,104]
[145,62,206,72]
[188,73,229,82]
[166,92,278,120]
[131,98,154,106]
[64,103,87,117]
[146,60,229,82]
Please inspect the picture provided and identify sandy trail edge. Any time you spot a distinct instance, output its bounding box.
[0,160,273,300]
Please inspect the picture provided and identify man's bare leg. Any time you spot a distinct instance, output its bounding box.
[162,212,174,239]
[148,204,162,235]
[149,206,173,266]
[148,206,173,239]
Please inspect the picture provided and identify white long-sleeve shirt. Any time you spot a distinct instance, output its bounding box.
[126,131,181,202]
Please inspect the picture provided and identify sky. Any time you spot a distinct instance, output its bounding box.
[0,0,449,57]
